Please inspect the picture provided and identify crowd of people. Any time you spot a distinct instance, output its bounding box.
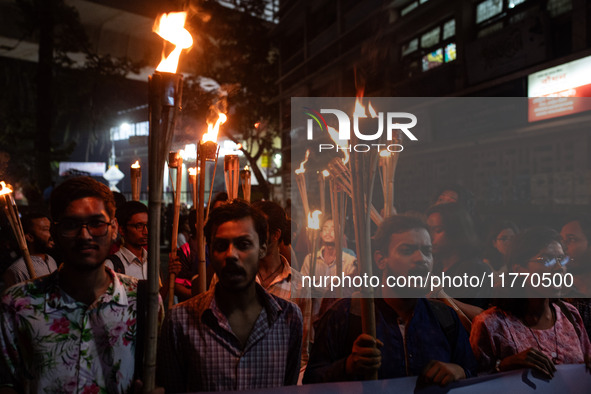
[0,177,590,393]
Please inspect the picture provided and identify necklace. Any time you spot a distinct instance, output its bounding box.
[527,311,559,363]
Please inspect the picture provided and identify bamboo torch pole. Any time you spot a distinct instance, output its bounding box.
[130,160,142,201]
[224,154,239,201]
[350,97,379,380]
[196,112,226,295]
[0,182,36,279]
[240,166,251,202]
[188,167,197,209]
[167,151,183,309]
[144,10,193,390]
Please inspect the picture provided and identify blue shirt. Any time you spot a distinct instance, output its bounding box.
[303,298,477,383]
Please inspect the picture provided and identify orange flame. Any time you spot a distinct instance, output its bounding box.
[354,96,366,117]
[327,126,349,164]
[0,181,12,196]
[131,160,140,169]
[244,165,250,171]
[368,102,378,118]
[295,149,310,175]
[153,12,193,73]
[188,167,197,176]
[202,112,227,143]
[307,210,322,230]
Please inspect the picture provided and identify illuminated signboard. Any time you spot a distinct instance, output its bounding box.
[528,55,591,122]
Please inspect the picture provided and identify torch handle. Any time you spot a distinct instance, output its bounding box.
[168,163,183,309]
[3,195,36,279]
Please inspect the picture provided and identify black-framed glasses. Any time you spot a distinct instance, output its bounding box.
[529,255,570,268]
[127,222,148,231]
[56,219,111,238]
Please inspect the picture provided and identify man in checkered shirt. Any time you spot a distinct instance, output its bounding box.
[157,200,303,392]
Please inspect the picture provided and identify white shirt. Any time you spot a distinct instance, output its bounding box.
[105,246,148,280]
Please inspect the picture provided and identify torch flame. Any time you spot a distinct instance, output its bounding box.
[188,167,197,176]
[244,165,250,171]
[153,12,193,73]
[368,102,378,118]
[295,150,310,175]
[131,160,140,169]
[202,112,227,143]
[354,96,366,117]
[379,150,391,157]
[0,181,12,196]
[327,126,349,164]
[322,169,330,177]
[307,210,322,230]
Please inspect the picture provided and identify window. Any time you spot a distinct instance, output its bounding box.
[401,38,418,56]
[401,19,456,75]
[110,121,149,142]
[444,43,456,62]
[547,0,572,17]
[420,27,440,48]
[443,19,456,40]
[422,48,443,71]
[401,1,418,17]
[476,0,503,23]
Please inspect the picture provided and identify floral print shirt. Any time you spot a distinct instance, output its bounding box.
[0,267,140,393]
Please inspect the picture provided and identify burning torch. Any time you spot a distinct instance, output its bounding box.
[130,160,141,201]
[0,182,36,279]
[144,11,192,391]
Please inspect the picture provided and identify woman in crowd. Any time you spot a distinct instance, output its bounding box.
[482,220,519,286]
[470,227,591,378]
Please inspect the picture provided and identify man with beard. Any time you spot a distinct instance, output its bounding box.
[303,215,476,386]
[157,200,303,392]
[0,177,151,393]
[106,201,149,279]
[3,213,57,288]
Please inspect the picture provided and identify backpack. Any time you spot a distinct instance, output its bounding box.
[107,254,126,275]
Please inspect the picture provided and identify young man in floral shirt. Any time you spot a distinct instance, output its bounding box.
[0,177,147,393]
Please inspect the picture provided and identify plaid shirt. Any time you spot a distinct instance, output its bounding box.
[157,283,303,392]
[262,255,312,366]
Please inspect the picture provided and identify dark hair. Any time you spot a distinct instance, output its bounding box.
[562,214,591,243]
[116,201,148,228]
[426,202,481,258]
[251,200,287,241]
[483,220,519,270]
[507,226,562,269]
[372,214,429,254]
[210,191,228,209]
[112,192,127,214]
[50,177,115,221]
[433,183,475,216]
[21,212,50,234]
[204,200,267,248]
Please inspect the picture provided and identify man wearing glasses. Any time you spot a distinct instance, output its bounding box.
[0,177,149,393]
[106,201,149,279]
